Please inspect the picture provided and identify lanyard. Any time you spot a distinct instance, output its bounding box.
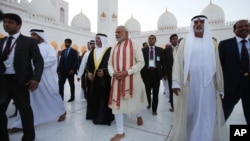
[6,40,17,55]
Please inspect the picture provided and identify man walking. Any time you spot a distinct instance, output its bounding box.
[57,38,79,102]
[0,13,44,141]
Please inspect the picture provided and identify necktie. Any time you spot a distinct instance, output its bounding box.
[65,48,70,58]
[150,46,153,60]
[241,40,249,72]
[2,36,13,61]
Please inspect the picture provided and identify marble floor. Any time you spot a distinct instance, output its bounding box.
[6,80,246,141]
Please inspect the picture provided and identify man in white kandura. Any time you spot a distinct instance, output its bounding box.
[77,41,95,99]
[8,29,66,133]
[171,15,228,141]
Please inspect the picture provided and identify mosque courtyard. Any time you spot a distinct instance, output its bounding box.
[7,80,246,141]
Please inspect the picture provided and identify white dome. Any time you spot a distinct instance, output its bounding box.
[71,11,91,31]
[29,0,56,19]
[201,3,225,26]
[157,8,177,31]
[125,16,141,34]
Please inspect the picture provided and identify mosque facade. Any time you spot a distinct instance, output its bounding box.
[0,0,238,54]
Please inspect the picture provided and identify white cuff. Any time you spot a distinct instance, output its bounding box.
[172,80,180,89]
[127,69,132,75]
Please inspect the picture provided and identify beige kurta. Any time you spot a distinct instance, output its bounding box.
[108,39,148,114]
[171,40,228,141]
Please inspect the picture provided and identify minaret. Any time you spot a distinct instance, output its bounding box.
[97,0,118,45]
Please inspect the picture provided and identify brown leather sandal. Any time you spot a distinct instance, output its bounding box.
[57,112,66,122]
[137,116,143,126]
[110,133,125,141]
[8,127,22,134]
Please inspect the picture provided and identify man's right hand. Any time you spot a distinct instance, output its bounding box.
[172,88,180,96]
[113,71,128,80]
[87,72,94,80]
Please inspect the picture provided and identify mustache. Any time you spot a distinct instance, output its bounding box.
[241,29,249,32]
[195,26,203,29]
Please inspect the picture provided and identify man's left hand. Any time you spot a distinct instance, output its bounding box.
[96,69,104,77]
[26,80,39,92]
[69,70,74,75]
[113,71,128,80]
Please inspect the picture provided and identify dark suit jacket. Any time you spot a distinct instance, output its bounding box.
[218,37,248,96]
[141,46,166,79]
[0,35,44,86]
[164,46,174,78]
[0,55,5,74]
[0,34,43,104]
[57,48,79,75]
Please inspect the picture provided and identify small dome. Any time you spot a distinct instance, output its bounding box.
[201,3,225,26]
[157,8,177,31]
[29,0,56,19]
[125,16,141,34]
[71,11,91,31]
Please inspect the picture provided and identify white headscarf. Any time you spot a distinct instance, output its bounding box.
[95,34,108,60]
[183,16,216,86]
[30,29,49,43]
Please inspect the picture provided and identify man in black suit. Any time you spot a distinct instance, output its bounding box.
[164,34,178,112]
[219,19,250,124]
[0,13,44,141]
[57,38,79,102]
[141,34,167,115]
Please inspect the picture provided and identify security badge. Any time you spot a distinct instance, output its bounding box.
[156,56,160,61]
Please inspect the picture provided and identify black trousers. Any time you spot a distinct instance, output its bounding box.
[222,74,250,125]
[167,75,174,109]
[85,77,93,119]
[58,73,75,100]
[0,73,7,104]
[81,72,88,99]
[143,69,161,113]
[0,75,35,141]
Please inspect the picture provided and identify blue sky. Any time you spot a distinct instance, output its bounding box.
[65,0,249,32]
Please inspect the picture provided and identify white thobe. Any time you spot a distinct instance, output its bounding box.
[186,39,216,141]
[77,51,90,79]
[171,39,228,141]
[77,51,90,99]
[12,42,66,128]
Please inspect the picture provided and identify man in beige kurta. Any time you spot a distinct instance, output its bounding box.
[108,25,147,141]
[171,15,228,141]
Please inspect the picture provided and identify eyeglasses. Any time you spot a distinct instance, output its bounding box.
[192,17,206,24]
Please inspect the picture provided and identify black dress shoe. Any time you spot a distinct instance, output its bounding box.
[67,99,74,102]
[152,111,158,116]
[147,105,151,109]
